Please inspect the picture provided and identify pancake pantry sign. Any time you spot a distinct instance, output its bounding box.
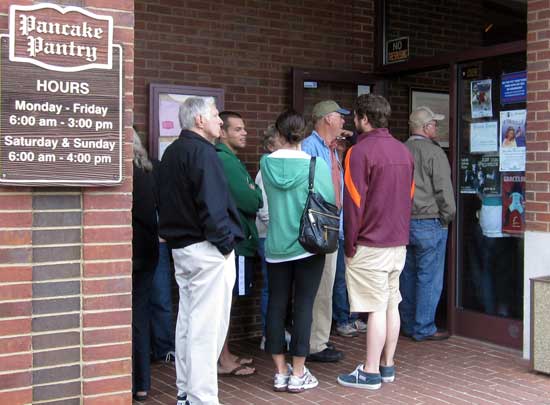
[0,3,123,185]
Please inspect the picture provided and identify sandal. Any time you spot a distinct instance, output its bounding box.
[218,364,256,377]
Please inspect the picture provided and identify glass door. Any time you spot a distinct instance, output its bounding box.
[454,52,525,349]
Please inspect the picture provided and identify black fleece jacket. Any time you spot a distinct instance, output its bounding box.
[158,130,244,255]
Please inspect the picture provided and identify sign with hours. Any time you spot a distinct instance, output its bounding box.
[0,3,122,186]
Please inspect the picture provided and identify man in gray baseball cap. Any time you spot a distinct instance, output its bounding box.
[408,106,444,130]
[399,105,456,342]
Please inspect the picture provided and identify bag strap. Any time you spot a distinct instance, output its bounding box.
[308,157,316,191]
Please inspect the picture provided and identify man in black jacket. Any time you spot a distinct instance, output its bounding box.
[159,96,243,405]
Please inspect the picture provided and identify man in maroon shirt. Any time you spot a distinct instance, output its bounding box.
[337,94,414,390]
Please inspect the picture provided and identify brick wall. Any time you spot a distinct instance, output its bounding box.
[526,0,550,231]
[386,0,484,58]
[134,0,375,173]
[0,1,134,404]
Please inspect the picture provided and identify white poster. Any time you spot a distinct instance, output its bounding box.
[499,110,526,172]
[471,79,493,118]
[470,121,498,153]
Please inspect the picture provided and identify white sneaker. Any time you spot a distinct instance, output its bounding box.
[287,367,318,393]
[273,363,292,392]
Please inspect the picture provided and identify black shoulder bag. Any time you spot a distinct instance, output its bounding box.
[298,157,341,254]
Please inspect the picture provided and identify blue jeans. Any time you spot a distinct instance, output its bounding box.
[150,242,175,359]
[332,239,358,326]
[399,219,448,340]
[258,238,269,336]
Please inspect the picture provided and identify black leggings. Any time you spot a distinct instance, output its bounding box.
[265,254,325,357]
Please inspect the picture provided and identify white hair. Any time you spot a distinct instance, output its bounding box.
[133,129,153,172]
[179,96,216,131]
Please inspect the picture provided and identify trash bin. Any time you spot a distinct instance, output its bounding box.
[530,276,550,374]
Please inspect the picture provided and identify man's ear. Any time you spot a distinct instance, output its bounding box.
[195,114,203,130]
[219,126,227,140]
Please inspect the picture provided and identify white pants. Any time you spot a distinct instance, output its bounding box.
[309,250,337,353]
[172,241,235,405]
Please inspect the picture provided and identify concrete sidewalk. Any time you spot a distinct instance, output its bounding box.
[138,335,550,404]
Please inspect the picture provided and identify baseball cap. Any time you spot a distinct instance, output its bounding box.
[409,106,444,127]
[312,100,350,120]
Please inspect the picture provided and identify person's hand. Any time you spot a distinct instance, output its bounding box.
[340,129,354,138]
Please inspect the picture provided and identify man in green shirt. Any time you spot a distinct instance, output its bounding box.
[216,111,263,376]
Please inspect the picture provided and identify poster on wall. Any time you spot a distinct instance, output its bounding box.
[159,94,186,137]
[471,79,493,118]
[499,109,526,171]
[470,121,498,153]
[502,172,525,234]
[501,71,527,105]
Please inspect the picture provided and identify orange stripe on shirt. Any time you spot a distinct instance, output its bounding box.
[410,180,415,199]
[344,147,361,208]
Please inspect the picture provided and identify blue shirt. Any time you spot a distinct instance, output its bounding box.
[301,130,344,238]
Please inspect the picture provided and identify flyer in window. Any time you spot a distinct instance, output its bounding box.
[479,155,500,195]
[502,172,525,234]
[471,79,493,118]
[470,121,498,153]
[499,110,526,171]
[459,154,500,195]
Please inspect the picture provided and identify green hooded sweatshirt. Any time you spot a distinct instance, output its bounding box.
[216,143,263,257]
[260,149,335,261]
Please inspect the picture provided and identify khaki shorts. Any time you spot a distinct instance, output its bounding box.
[345,245,406,313]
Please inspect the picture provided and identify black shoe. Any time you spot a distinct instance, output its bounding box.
[177,394,188,404]
[326,341,336,350]
[307,347,343,362]
[399,329,412,339]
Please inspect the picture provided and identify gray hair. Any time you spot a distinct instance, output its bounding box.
[133,129,153,172]
[179,96,216,130]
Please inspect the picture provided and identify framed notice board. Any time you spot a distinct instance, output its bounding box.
[149,84,224,160]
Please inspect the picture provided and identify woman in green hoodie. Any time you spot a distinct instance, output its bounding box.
[261,110,335,393]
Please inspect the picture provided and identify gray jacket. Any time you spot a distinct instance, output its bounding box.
[405,135,456,226]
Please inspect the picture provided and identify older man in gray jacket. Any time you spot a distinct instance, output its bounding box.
[399,106,456,342]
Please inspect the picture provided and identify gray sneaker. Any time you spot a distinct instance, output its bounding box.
[353,319,367,333]
[273,364,292,392]
[337,323,359,337]
[287,367,319,393]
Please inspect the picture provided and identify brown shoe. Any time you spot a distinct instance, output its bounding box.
[413,329,450,342]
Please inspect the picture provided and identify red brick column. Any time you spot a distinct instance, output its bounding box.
[0,1,134,404]
[527,0,550,231]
